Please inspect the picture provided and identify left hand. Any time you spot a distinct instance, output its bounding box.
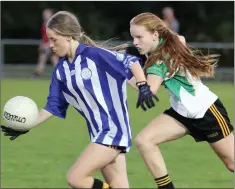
[1,125,29,141]
[136,81,159,111]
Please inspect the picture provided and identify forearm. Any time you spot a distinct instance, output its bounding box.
[31,109,54,129]
[127,77,138,91]
[130,62,146,83]
[147,74,163,94]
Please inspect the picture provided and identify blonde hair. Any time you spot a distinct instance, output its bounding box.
[130,12,219,78]
[47,11,129,51]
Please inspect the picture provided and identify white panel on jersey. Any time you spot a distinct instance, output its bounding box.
[63,60,97,138]
[56,69,61,81]
[83,57,118,144]
[74,56,104,142]
[62,91,82,111]
[106,72,129,146]
[121,80,132,140]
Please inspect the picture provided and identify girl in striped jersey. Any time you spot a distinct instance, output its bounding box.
[128,12,234,188]
[1,11,158,189]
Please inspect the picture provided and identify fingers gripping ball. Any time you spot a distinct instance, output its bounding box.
[3,96,38,131]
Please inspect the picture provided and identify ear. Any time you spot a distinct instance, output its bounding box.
[66,36,72,42]
[153,31,159,41]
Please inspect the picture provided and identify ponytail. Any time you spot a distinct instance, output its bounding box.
[79,33,130,52]
[79,33,97,47]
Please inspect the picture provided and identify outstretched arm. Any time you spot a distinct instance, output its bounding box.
[1,67,69,140]
[1,109,54,141]
[31,109,54,129]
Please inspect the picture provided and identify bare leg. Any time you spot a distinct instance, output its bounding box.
[135,114,188,178]
[101,153,129,188]
[34,49,49,76]
[209,133,234,172]
[67,143,121,188]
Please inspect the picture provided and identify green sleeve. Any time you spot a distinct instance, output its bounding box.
[146,61,168,79]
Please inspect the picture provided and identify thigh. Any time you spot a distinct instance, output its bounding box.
[68,143,121,178]
[137,113,189,144]
[101,153,129,188]
[210,133,234,163]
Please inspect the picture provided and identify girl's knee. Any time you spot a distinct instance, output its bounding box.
[135,134,147,148]
[135,134,158,150]
[225,159,234,172]
[219,154,234,172]
[67,170,84,188]
[67,172,77,188]
[135,130,165,149]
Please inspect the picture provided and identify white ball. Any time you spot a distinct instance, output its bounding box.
[3,96,38,131]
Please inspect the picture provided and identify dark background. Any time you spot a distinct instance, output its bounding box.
[1,1,234,66]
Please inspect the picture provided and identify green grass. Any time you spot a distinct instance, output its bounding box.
[1,79,234,188]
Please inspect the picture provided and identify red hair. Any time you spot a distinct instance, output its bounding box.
[130,12,219,78]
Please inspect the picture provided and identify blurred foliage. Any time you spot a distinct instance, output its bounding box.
[1,1,234,41]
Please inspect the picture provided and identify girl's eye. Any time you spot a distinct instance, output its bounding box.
[50,38,56,42]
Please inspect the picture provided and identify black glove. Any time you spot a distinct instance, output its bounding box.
[1,125,29,141]
[136,81,159,111]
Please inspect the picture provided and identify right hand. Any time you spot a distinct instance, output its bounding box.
[1,125,29,141]
[136,81,159,111]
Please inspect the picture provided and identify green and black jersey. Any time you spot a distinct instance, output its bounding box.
[146,60,218,118]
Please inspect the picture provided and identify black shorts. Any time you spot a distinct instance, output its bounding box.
[164,99,234,143]
[99,143,127,153]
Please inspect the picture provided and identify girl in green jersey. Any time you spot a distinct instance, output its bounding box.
[128,12,234,189]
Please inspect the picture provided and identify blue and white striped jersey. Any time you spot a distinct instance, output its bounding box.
[44,43,140,148]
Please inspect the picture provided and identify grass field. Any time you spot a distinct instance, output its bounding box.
[1,79,234,188]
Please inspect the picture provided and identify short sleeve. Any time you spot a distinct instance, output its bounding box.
[146,61,168,79]
[44,68,69,119]
[96,48,141,80]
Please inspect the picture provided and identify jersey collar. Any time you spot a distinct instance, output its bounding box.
[76,42,87,55]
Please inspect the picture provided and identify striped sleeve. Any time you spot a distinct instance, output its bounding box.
[44,68,69,119]
[96,48,141,80]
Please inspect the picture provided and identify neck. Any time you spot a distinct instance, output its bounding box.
[149,38,164,53]
[67,40,79,63]
[149,42,159,53]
